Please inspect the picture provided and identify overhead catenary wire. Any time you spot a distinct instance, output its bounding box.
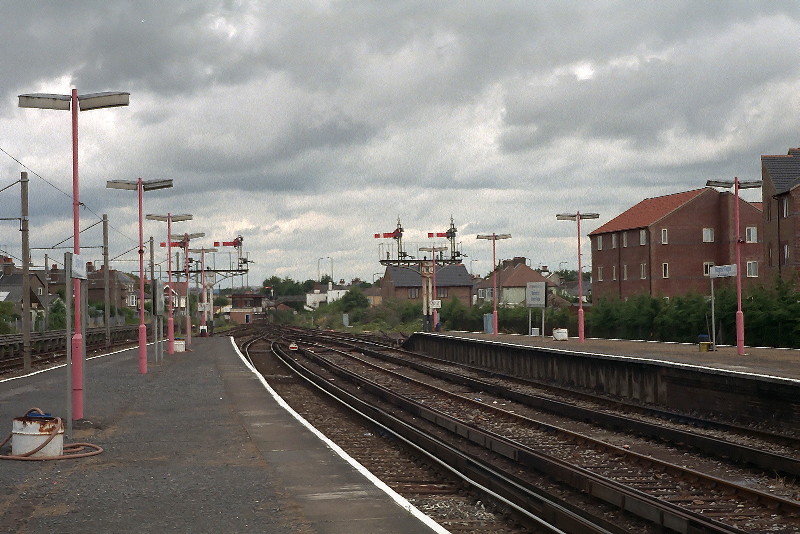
[0,144,140,249]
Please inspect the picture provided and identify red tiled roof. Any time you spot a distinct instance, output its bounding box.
[589,189,707,235]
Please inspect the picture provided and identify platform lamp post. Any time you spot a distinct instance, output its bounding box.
[706,178,762,356]
[19,90,129,420]
[171,232,205,347]
[476,233,511,336]
[556,212,599,343]
[188,247,217,337]
[107,179,173,374]
[146,213,192,354]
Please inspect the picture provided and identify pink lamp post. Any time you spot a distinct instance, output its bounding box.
[107,179,173,374]
[557,212,600,342]
[476,233,511,336]
[706,178,761,355]
[20,90,129,419]
[147,213,193,354]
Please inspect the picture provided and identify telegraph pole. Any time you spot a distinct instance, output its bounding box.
[21,172,31,371]
[103,214,110,348]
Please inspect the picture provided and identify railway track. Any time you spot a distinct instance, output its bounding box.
[0,326,142,374]
[242,325,800,533]
[242,331,633,533]
[292,328,800,477]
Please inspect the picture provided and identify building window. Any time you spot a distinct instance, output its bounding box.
[128,294,137,307]
[486,287,494,299]
[768,245,773,267]
[477,288,485,299]
[640,263,647,279]
[612,234,618,249]
[37,287,43,295]
[622,232,628,247]
[597,266,604,281]
[597,235,603,251]
[703,262,714,276]
[783,197,789,218]
[784,244,790,265]
[436,287,448,298]
[702,228,714,243]
[660,228,668,244]
[661,263,669,278]
[408,288,420,299]
[745,226,757,243]
[746,261,758,278]
[612,265,617,280]
[622,264,628,280]
[640,229,647,245]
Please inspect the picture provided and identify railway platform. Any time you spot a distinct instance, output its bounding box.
[441,331,800,381]
[0,337,443,533]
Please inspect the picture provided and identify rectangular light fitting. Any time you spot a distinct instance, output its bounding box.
[738,181,762,189]
[106,180,138,191]
[146,214,192,222]
[18,94,71,110]
[78,92,130,111]
[706,180,733,188]
[142,179,173,191]
[170,233,205,240]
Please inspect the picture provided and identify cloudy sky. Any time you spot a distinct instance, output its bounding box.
[1,1,798,288]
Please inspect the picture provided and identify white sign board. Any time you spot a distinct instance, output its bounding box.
[71,255,88,280]
[429,299,442,309]
[154,280,165,315]
[710,264,737,278]
[525,281,546,308]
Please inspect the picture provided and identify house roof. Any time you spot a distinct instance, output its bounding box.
[762,148,800,195]
[476,262,553,290]
[590,189,707,235]
[385,264,472,288]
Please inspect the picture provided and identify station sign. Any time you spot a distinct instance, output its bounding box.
[71,255,87,280]
[525,281,546,308]
[710,264,737,278]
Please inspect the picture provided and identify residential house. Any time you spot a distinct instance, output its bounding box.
[474,257,557,307]
[761,147,800,281]
[0,259,46,317]
[589,188,762,301]
[43,262,137,312]
[363,285,382,307]
[380,264,473,308]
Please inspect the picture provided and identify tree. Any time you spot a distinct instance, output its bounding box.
[340,288,369,312]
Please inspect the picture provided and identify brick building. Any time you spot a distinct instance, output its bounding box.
[380,264,472,307]
[761,147,800,281]
[589,188,762,301]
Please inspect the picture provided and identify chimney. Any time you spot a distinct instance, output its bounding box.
[86,261,95,273]
[2,257,14,275]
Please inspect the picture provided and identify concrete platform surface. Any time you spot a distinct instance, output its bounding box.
[438,331,800,381]
[0,337,443,534]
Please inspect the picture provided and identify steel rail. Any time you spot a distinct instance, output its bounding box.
[243,333,618,534]
[288,336,777,534]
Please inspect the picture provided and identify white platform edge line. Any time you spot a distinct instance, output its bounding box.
[228,336,450,534]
